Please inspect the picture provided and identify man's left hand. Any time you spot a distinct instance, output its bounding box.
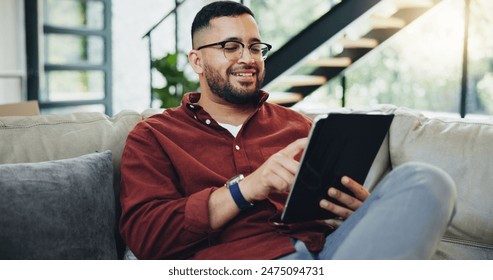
[319,176,370,221]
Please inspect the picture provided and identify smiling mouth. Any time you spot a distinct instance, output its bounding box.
[232,72,255,77]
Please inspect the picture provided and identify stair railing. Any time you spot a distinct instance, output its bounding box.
[142,0,186,107]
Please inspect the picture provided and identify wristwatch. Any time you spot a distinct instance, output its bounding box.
[225,174,253,210]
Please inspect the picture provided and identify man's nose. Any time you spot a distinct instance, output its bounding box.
[238,47,255,63]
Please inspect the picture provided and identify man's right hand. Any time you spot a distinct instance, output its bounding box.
[208,137,307,230]
[240,138,308,202]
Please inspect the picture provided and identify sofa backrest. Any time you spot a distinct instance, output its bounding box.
[0,110,143,194]
[388,107,493,259]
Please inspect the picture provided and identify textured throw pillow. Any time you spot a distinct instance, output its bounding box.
[0,151,117,259]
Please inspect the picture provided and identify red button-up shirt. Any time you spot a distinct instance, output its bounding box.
[119,92,331,259]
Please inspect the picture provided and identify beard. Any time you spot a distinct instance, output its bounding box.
[203,63,264,105]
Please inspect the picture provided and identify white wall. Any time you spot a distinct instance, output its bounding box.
[111,0,175,114]
[0,0,25,105]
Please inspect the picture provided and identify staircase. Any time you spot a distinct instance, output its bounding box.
[264,0,443,106]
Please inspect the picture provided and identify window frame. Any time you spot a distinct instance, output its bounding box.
[25,0,112,115]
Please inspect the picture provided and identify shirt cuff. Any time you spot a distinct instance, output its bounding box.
[184,187,218,235]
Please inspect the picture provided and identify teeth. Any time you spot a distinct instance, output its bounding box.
[234,73,254,77]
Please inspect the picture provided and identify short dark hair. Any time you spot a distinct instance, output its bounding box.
[191,1,255,48]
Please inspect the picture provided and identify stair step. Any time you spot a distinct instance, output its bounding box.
[395,5,432,20]
[369,16,406,29]
[267,92,303,105]
[305,57,352,67]
[277,75,327,87]
[391,0,434,9]
[365,28,400,44]
[340,37,379,49]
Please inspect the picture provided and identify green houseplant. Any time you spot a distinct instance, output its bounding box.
[152,52,199,108]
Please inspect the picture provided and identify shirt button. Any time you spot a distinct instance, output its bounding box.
[205,119,211,125]
[235,145,240,150]
[189,104,195,109]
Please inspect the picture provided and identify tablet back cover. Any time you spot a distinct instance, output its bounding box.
[281,113,394,223]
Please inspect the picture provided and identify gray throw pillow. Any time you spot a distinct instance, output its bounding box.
[0,151,117,259]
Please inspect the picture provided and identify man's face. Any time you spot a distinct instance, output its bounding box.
[197,14,265,105]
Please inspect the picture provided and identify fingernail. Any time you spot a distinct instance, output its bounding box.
[341,176,349,184]
[320,200,329,208]
[329,188,337,196]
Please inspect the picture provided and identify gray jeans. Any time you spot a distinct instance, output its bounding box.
[278,162,457,260]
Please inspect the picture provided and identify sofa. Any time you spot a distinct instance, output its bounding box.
[0,105,492,259]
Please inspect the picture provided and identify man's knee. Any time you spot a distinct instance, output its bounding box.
[397,162,455,194]
[387,162,457,210]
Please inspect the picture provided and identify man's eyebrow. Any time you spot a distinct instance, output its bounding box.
[223,37,262,43]
[223,37,242,42]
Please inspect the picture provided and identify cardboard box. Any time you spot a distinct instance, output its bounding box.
[0,101,40,116]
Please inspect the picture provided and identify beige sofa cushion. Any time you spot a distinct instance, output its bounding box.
[389,107,493,259]
[0,110,142,196]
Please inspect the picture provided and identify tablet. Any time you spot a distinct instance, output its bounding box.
[280,113,394,223]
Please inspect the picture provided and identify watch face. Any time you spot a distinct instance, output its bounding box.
[227,174,244,186]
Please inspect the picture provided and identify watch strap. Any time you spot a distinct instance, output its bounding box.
[227,180,253,210]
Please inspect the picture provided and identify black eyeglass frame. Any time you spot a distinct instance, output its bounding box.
[196,40,273,61]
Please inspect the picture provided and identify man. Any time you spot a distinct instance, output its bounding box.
[119,1,456,260]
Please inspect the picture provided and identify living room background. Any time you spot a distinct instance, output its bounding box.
[0,0,492,118]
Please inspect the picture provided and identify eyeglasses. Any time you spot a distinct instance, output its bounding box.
[196,40,272,61]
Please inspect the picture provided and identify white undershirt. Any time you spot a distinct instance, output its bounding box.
[218,122,242,137]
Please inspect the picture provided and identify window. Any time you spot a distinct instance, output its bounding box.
[343,0,493,117]
[25,0,112,115]
[255,0,493,118]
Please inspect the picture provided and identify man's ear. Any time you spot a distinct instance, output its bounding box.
[189,50,204,74]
